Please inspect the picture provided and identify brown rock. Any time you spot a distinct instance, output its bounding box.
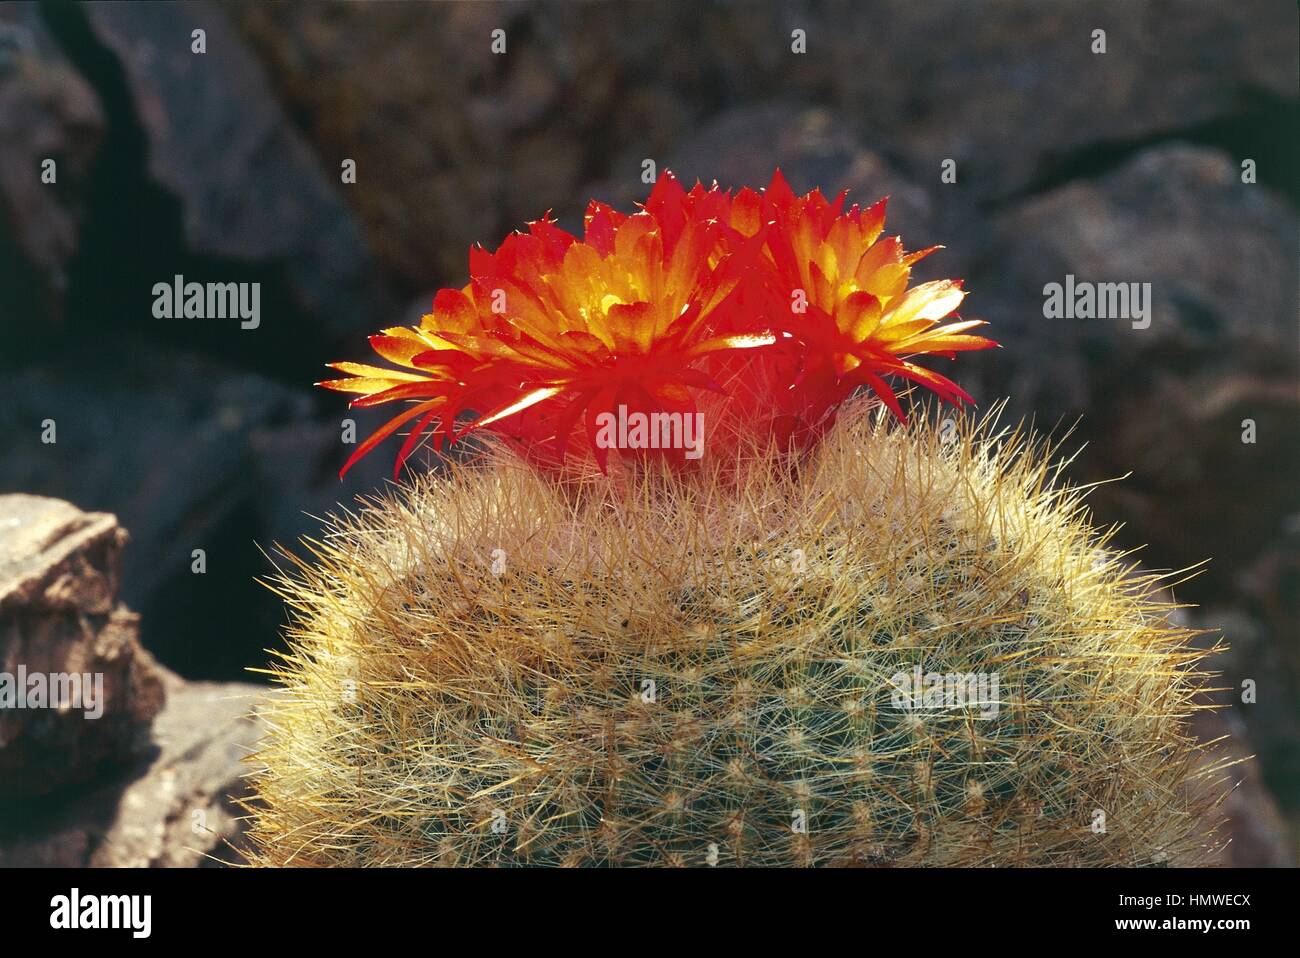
[0,493,122,615]
[234,0,1297,291]
[0,494,164,797]
[0,670,265,867]
[235,0,564,287]
[233,2,764,288]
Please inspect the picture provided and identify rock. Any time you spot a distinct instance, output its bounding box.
[233,2,791,288]
[1193,709,1296,868]
[0,494,164,798]
[824,0,1298,199]
[0,2,104,333]
[235,0,580,288]
[977,148,1300,830]
[1235,514,1300,686]
[982,145,1296,409]
[585,101,939,253]
[1193,601,1300,823]
[973,145,1299,598]
[76,0,388,341]
[0,342,397,679]
[244,408,399,554]
[0,492,265,866]
[234,0,1296,289]
[0,669,265,867]
[0,346,312,609]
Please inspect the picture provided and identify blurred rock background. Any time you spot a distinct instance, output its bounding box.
[0,0,1295,865]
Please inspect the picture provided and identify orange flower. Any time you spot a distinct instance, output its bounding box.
[729,171,997,447]
[322,171,995,477]
[320,175,773,477]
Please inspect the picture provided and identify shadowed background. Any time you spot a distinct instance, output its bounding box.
[1,0,1296,865]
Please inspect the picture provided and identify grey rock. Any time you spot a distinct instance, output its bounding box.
[0,343,398,678]
[80,0,386,339]
[974,145,1298,562]
[981,144,1297,414]
[1193,709,1296,868]
[825,0,1298,199]
[0,2,104,330]
[584,101,939,253]
[1,347,312,608]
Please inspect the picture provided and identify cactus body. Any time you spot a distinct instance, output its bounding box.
[246,403,1223,866]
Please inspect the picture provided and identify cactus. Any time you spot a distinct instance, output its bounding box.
[246,172,1226,866]
[244,401,1226,866]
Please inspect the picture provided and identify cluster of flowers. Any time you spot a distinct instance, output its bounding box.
[322,171,996,477]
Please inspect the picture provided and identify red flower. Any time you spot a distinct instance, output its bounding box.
[321,175,772,477]
[714,171,996,449]
[321,171,995,478]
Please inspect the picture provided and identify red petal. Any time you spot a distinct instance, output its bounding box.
[339,401,442,479]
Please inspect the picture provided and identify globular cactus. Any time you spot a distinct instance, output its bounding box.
[245,172,1225,866]
[245,401,1225,866]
